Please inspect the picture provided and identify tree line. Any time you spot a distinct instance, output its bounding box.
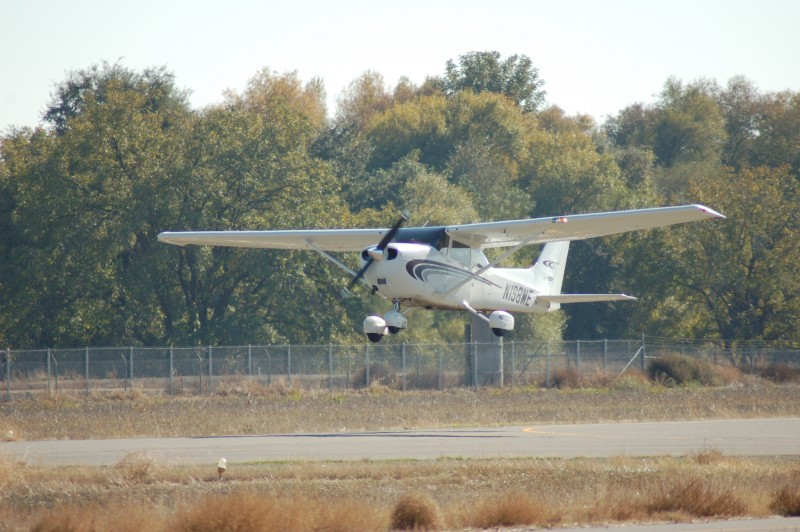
[1,52,798,348]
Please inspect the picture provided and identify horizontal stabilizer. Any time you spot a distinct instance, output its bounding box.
[538,294,637,304]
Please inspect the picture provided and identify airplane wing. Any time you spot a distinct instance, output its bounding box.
[157,229,390,252]
[538,294,638,304]
[158,204,724,252]
[445,204,725,249]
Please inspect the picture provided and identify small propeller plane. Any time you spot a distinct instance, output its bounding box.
[158,204,724,342]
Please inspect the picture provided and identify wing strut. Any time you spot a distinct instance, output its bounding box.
[305,239,368,286]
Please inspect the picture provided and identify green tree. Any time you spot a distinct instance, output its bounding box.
[43,62,186,134]
[363,88,549,271]
[749,91,800,173]
[718,76,762,168]
[442,51,546,113]
[157,76,353,345]
[0,65,362,347]
[672,166,800,341]
[652,78,727,168]
[0,64,192,346]
[522,107,628,217]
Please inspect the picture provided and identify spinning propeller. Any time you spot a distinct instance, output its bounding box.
[350,211,410,288]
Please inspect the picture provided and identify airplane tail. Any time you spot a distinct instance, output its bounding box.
[528,241,637,310]
[530,241,570,298]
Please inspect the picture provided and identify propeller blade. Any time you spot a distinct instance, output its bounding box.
[375,212,407,251]
[350,257,373,288]
[349,211,410,288]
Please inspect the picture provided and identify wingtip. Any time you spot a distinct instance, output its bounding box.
[157,232,186,246]
[694,204,726,219]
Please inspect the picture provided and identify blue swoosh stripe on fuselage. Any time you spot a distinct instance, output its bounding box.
[405,259,500,287]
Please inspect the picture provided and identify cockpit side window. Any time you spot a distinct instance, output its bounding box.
[438,235,470,266]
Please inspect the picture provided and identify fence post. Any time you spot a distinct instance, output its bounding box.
[510,340,515,387]
[248,345,253,377]
[53,351,59,393]
[604,339,608,371]
[499,338,504,388]
[437,347,443,390]
[328,344,333,393]
[546,341,551,388]
[47,348,52,395]
[401,342,406,391]
[641,334,646,372]
[5,348,10,401]
[345,348,350,390]
[267,346,272,385]
[129,346,134,390]
[287,345,292,386]
[576,340,581,381]
[169,345,174,395]
[415,347,420,388]
[122,353,128,392]
[197,349,202,394]
[472,341,478,389]
[208,346,213,393]
[85,347,89,394]
[365,344,370,387]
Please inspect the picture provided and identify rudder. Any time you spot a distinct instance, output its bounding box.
[530,241,570,298]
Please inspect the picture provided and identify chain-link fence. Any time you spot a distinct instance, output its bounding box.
[2,338,799,398]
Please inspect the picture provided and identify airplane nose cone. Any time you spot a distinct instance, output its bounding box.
[367,247,385,262]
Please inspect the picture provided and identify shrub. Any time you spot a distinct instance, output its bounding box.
[647,478,746,517]
[759,363,800,383]
[467,492,549,528]
[391,491,442,530]
[32,502,165,532]
[549,366,578,388]
[612,371,652,391]
[353,364,397,389]
[113,452,159,483]
[647,354,717,386]
[690,449,725,465]
[770,486,800,516]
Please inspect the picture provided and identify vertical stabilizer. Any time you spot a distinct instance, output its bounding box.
[531,241,570,307]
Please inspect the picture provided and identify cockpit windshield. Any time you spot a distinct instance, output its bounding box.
[436,235,471,266]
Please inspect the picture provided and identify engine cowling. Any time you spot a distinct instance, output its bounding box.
[489,310,514,337]
[363,315,388,343]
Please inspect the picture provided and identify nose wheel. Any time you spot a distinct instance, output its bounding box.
[363,301,407,342]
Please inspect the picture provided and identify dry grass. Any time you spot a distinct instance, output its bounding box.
[2,380,799,530]
[171,492,387,532]
[771,485,800,516]
[458,491,552,529]
[0,454,797,530]
[2,382,798,441]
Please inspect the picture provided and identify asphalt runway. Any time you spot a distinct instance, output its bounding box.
[4,418,799,466]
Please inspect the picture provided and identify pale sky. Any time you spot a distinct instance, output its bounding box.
[2,0,799,131]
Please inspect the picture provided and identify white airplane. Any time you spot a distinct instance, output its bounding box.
[158,204,724,342]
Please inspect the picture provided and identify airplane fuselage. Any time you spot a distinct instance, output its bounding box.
[360,243,551,313]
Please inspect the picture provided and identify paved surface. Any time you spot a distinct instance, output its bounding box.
[556,517,800,532]
[4,418,799,466]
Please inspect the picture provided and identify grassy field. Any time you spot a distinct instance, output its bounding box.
[1,371,799,530]
[2,375,799,440]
